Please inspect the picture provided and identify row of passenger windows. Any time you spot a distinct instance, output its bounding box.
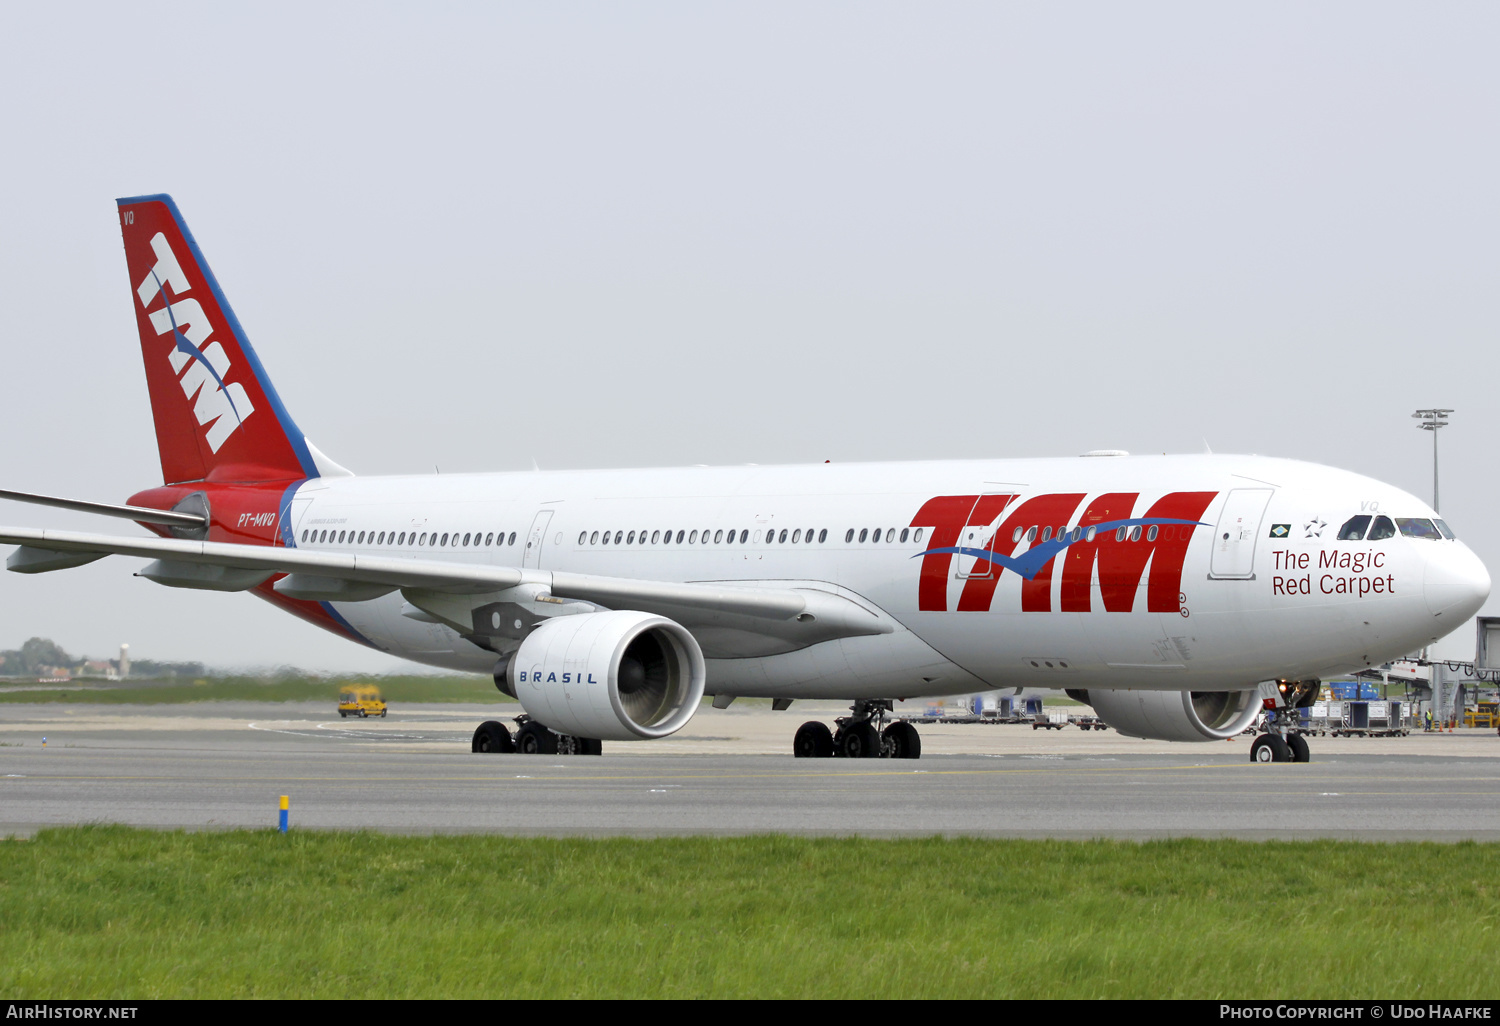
[577,526,936,547]
[300,528,520,548]
[1337,515,1454,542]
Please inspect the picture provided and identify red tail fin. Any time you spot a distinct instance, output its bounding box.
[117,194,345,485]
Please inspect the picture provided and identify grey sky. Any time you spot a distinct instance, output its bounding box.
[0,3,1495,671]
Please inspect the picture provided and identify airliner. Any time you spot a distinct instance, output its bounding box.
[0,195,1488,763]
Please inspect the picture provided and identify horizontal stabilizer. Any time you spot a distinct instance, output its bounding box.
[0,488,206,528]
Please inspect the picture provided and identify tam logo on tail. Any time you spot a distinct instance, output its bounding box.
[135,232,255,452]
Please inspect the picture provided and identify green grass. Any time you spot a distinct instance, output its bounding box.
[0,674,511,705]
[0,828,1493,998]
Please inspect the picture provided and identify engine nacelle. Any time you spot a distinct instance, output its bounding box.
[508,610,706,741]
[1081,689,1261,742]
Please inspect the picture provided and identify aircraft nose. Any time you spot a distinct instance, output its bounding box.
[1424,543,1491,621]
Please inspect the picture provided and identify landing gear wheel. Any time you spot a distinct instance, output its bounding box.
[793,721,834,758]
[883,721,921,759]
[471,720,515,754]
[839,722,881,759]
[1250,733,1291,763]
[1287,733,1310,763]
[516,721,558,755]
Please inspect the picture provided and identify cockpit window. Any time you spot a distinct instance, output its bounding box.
[1434,519,1456,540]
[1396,518,1442,540]
[1367,515,1397,541]
[1337,515,1371,541]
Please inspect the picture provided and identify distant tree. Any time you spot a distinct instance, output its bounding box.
[11,637,74,675]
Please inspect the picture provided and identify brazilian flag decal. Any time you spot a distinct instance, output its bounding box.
[1269,524,1291,538]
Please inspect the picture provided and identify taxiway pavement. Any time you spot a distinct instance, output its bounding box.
[2,702,1496,838]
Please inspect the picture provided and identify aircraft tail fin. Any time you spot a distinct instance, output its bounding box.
[115,194,349,485]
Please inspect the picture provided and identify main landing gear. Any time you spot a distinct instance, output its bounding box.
[1249,680,1317,763]
[471,715,602,756]
[793,700,921,759]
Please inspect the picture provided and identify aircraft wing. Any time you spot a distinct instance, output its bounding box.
[0,526,893,654]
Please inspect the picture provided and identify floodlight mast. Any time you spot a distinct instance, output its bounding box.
[1412,408,1453,513]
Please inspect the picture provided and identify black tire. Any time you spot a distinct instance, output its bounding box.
[339,711,347,718]
[517,721,558,755]
[839,722,881,759]
[883,721,922,759]
[380,710,387,718]
[1250,734,1291,763]
[1287,733,1310,763]
[471,720,514,754]
[793,721,834,758]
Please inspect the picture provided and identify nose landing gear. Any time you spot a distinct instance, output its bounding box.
[793,700,922,759]
[1249,680,1317,763]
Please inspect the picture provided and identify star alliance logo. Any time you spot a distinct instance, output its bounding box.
[1303,517,1326,539]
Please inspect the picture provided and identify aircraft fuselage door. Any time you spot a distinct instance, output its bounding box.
[523,509,555,569]
[1209,488,1273,579]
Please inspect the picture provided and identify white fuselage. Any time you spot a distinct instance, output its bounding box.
[283,453,1488,699]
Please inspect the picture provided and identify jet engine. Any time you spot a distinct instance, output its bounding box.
[507,610,706,741]
[1078,688,1261,742]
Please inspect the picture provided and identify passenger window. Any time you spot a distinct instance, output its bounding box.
[792,529,801,543]
[301,530,308,542]
[871,527,880,541]
[714,530,723,544]
[649,530,659,544]
[778,529,787,543]
[627,531,636,545]
[1026,527,1037,543]
[913,528,924,543]
[418,533,427,545]
[1367,516,1397,541]
[1115,527,1126,542]
[1337,516,1371,541]
[858,529,868,543]
[1012,526,1023,543]
[1146,526,1158,542]
[376,532,384,544]
[689,530,699,544]
[675,530,685,543]
[819,529,828,543]
[1435,519,1456,540]
[846,529,855,543]
[740,529,749,544]
[1041,527,1052,543]
[1085,527,1096,542]
[484,533,493,546]
[508,532,517,546]
[899,528,909,543]
[396,532,405,545]
[437,533,446,546]
[886,528,895,543]
[580,532,588,545]
[1397,518,1442,541]
[462,533,471,546]
[603,531,612,545]
[1129,526,1141,542]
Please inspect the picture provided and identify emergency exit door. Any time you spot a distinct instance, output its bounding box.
[1209,488,1273,579]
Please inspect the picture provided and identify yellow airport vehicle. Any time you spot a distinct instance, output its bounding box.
[338,684,387,718]
[1463,701,1497,729]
